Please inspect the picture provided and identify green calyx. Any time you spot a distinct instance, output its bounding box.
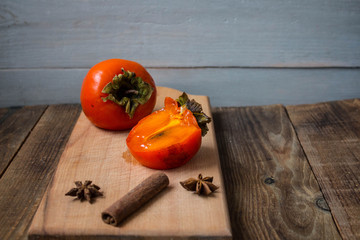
[101,68,153,118]
[176,92,211,137]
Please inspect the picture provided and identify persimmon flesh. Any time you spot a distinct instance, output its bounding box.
[126,97,202,169]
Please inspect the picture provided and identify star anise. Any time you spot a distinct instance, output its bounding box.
[180,174,219,196]
[65,180,103,203]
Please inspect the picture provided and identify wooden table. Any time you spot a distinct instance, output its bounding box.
[0,99,359,240]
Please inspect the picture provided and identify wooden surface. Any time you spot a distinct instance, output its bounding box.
[0,105,81,240]
[212,105,340,239]
[1,0,359,68]
[0,105,46,175]
[287,99,360,240]
[28,87,232,239]
[1,0,360,107]
[0,97,359,239]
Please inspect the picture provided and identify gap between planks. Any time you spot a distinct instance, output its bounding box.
[0,105,48,179]
[283,106,342,238]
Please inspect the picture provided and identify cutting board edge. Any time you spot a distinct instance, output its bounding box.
[205,105,233,239]
[28,233,232,240]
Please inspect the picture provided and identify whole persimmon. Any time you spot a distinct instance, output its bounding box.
[80,59,156,130]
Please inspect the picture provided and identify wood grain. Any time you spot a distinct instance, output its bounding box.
[0,105,47,176]
[1,68,360,108]
[286,99,360,240]
[0,108,9,118]
[212,106,341,239]
[28,87,231,239]
[0,104,81,240]
[1,0,359,109]
[0,0,359,68]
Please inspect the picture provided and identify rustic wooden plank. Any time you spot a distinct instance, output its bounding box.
[0,104,81,240]
[1,68,360,108]
[0,105,47,176]
[0,108,9,118]
[212,106,341,239]
[286,99,360,240]
[1,0,359,68]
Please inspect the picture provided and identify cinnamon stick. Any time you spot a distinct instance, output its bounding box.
[101,172,169,226]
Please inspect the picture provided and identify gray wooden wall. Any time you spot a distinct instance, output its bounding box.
[1,0,359,107]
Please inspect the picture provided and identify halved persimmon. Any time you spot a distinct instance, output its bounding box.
[126,96,203,169]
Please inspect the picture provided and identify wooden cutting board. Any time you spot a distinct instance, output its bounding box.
[28,87,232,239]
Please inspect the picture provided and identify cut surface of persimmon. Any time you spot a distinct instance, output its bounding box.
[126,97,202,169]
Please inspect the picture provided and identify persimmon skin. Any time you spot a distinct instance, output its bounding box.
[126,97,202,169]
[80,59,156,130]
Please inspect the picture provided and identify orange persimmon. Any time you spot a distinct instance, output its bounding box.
[126,96,203,169]
[80,59,156,130]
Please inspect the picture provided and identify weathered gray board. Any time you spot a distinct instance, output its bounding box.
[1,0,360,68]
[0,68,359,107]
[0,0,359,107]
